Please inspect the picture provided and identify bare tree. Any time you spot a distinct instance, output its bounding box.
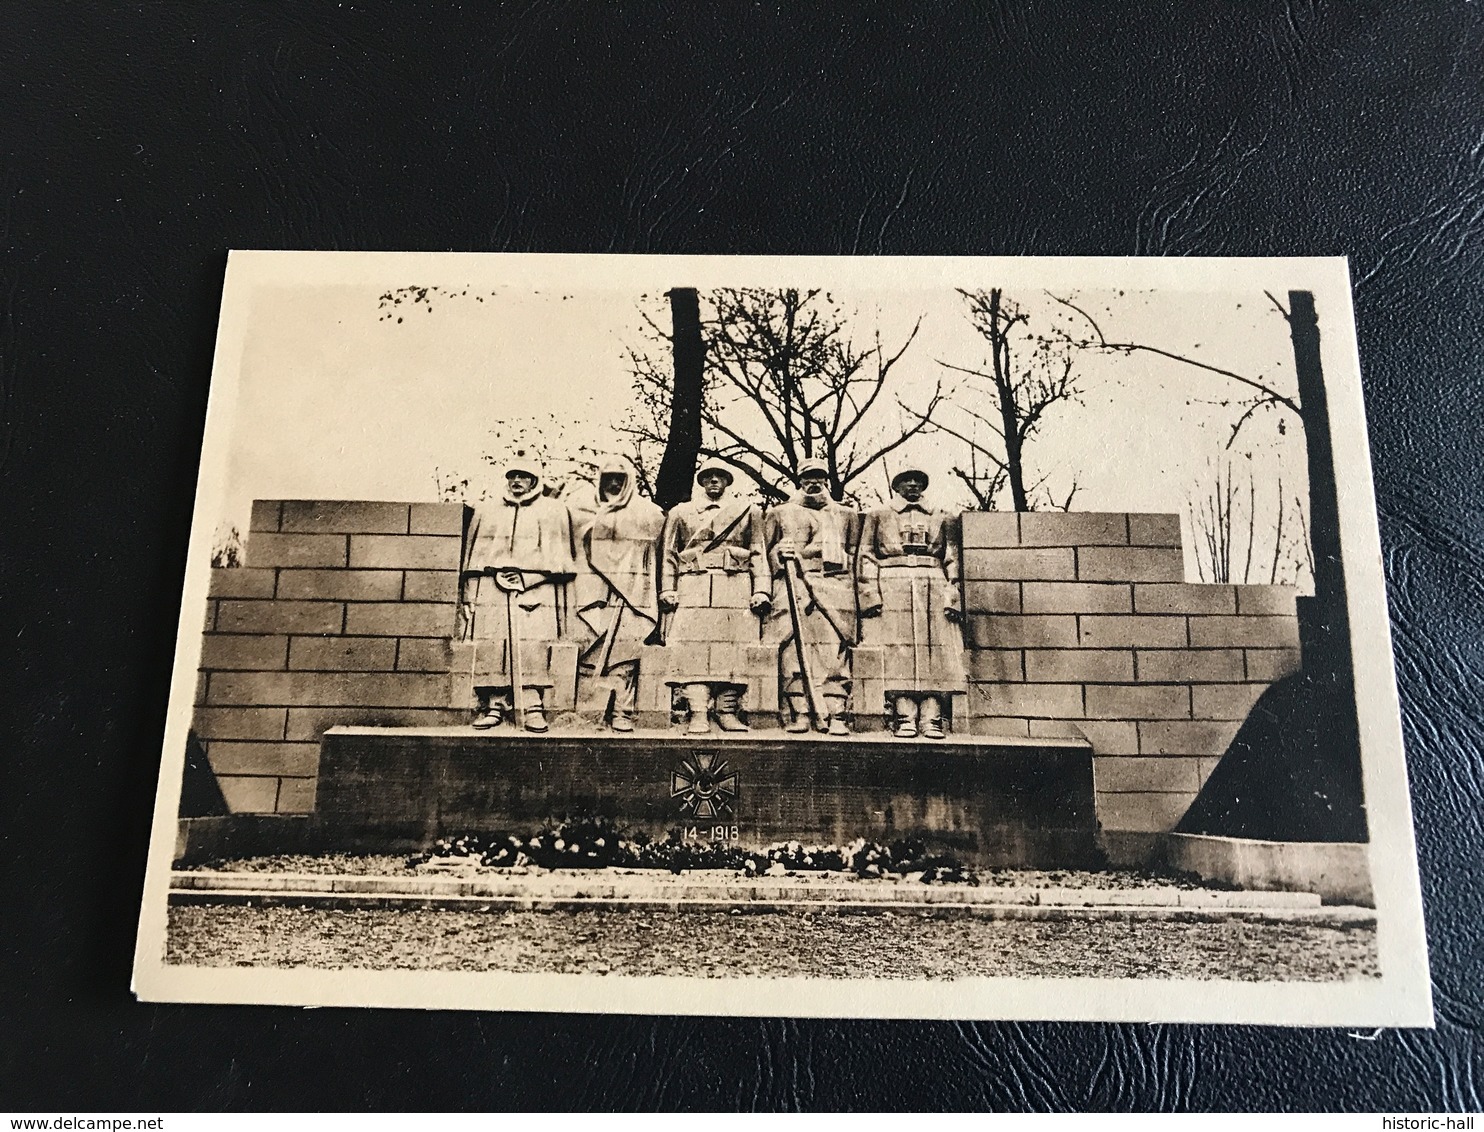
[1133,289,1368,842]
[652,287,705,509]
[622,288,943,503]
[1051,288,1318,584]
[916,288,1083,512]
[1188,456,1311,586]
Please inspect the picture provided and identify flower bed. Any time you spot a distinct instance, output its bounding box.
[406,817,977,881]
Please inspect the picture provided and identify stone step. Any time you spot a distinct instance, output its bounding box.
[171,869,1324,909]
[167,888,1373,926]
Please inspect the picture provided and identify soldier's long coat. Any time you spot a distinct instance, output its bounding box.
[572,459,664,672]
[660,493,768,686]
[763,493,859,698]
[460,481,577,692]
[857,494,967,694]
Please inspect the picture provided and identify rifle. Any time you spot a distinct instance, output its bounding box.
[492,568,528,728]
[779,550,824,731]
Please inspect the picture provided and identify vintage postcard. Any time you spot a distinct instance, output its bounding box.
[133,252,1430,1025]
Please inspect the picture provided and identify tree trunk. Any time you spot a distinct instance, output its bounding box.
[654,287,705,508]
[988,290,1029,511]
[1290,291,1346,636]
[1178,289,1367,842]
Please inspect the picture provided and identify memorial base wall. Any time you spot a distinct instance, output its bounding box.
[310,728,1101,869]
[184,500,1308,855]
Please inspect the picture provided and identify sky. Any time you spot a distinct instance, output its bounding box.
[219,264,1318,589]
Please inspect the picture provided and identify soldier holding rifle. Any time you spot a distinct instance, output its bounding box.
[763,458,859,735]
[459,451,578,733]
[659,458,771,734]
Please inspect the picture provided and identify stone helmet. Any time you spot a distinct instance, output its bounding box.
[797,457,830,482]
[695,457,736,487]
[503,448,544,481]
[890,467,930,492]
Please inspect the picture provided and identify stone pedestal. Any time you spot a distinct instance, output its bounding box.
[312,727,1100,868]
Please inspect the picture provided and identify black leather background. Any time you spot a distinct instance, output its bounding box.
[2,1,1480,1112]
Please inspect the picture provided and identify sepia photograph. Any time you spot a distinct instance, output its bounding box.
[131,252,1430,1024]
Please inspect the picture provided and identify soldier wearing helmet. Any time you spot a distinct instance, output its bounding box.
[762,457,860,735]
[459,450,578,733]
[658,458,771,733]
[857,466,967,739]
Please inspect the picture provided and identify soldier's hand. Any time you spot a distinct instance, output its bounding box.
[776,538,799,560]
[658,590,679,612]
[494,568,526,594]
[859,603,883,619]
[749,593,772,614]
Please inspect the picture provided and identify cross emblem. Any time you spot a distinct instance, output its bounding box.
[670,751,738,819]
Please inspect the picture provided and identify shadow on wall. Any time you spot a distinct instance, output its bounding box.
[1179,597,1367,843]
[178,731,228,818]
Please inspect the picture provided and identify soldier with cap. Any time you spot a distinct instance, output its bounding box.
[459,450,579,733]
[658,457,771,733]
[857,466,967,739]
[763,458,860,735]
[572,455,664,731]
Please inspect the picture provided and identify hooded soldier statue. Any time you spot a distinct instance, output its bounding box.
[658,457,771,733]
[572,455,664,731]
[857,467,967,739]
[459,451,578,733]
[763,458,860,735]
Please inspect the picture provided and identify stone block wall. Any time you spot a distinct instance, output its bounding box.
[959,511,1300,835]
[193,500,468,813]
[189,500,1302,840]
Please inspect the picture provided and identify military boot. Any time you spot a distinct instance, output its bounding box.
[684,684,712,734]
[893,695,919,739]
[472,696,504,730]
[784,694,811,733]
[714,686,750,732]
[823,694,851,737]
[610,665,637,731]
[919,694,945,740]
[519,687,549,733]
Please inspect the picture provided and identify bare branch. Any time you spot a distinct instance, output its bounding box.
[1226,392,1284,448]
[846,381,946,483]
[625,287,936,503]
[836,316,924,445]
[951,466,993,510]
[913,408,1011,472]
[1048,290,1302,417]
[1270,476,1286,585]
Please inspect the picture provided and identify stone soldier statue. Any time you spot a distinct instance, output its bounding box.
[659,457,771,733]
[572,456,664,732]
[764,458,859,735]
[857,467,967,739]
[460,451,578,733]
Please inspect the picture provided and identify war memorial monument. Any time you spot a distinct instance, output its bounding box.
[136,254,1428,1023]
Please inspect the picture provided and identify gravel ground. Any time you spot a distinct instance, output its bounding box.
[166,905,1377,981]
[182,855,1219,890]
